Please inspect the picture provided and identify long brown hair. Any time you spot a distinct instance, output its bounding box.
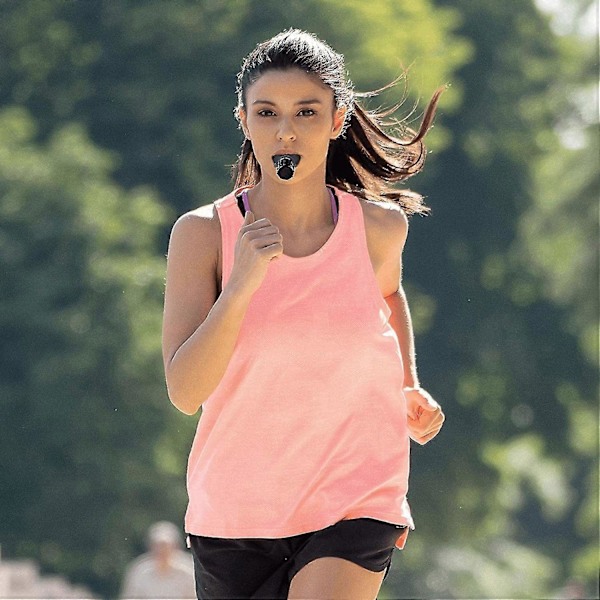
[233,29,445,216]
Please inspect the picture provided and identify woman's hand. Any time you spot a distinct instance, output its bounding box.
[404,387,445,445]
[227,210,283,298]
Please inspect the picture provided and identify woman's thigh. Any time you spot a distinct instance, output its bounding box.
[288,556,386,600]
[189,518,403,599]
[285,518,403,584]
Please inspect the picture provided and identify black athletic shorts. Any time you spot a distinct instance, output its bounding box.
[188,517,406,599]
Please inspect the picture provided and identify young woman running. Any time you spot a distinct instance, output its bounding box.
[162,29,446,600]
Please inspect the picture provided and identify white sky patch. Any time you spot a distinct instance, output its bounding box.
[535,0,598,149]
[534,0,598,38]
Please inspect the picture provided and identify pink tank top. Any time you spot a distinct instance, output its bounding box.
[185,187,413,549]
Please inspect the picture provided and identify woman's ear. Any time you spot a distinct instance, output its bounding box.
[331,106,348,139]
[238,107,251,140]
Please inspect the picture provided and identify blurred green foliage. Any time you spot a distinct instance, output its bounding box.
[0,0,597,598]
[0,104,195,593]
[0,0,469,215]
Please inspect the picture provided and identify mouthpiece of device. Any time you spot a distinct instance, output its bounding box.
[273,154,301,180]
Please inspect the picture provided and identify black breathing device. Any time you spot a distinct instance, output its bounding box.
[272,154,301,180]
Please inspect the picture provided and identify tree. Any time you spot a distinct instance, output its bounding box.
[0,0,469,216]
[382,0,598,596]
[7,1,596,597]
[0,106,190,598]
[510,0,599,591]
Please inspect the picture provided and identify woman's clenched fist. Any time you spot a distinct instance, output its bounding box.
[227,211,283,298]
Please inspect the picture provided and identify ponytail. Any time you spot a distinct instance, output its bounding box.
[326,86,446,215]
[233,138,261,189]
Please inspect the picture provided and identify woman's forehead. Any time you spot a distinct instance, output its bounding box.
[245,68,334,104]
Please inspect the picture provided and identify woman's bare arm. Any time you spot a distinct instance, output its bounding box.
[362,202,419,387]
[363,200,444,443]
[385,286,420,388]
[162,209,248,414]
[162,206,283,415]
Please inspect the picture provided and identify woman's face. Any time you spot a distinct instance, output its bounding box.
[239,68,346,184]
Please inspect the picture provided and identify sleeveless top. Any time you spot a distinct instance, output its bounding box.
[184,187,413,550]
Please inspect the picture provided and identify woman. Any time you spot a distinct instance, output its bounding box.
[162,29,446,600]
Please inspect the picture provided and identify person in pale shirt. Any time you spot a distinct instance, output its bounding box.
[120,521,195,599]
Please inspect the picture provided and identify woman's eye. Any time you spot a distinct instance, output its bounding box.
[255,108,316,117]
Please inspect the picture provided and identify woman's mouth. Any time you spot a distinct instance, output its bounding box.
[272,154,301,180]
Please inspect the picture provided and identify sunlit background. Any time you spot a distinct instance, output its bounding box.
[0,1,597,598]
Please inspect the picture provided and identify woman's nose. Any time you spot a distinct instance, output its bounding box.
[277,118,296,142]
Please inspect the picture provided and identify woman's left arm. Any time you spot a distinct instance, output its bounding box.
[363,199,445,445]
[385,288,445,445]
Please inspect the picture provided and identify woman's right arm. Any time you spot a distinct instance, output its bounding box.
[162,207,281,415]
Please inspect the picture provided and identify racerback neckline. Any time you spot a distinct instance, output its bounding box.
[238,187,343,263]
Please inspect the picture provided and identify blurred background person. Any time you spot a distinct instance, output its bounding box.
[120,521,195,599]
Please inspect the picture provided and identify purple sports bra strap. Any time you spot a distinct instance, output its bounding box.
[241,188,338,225]
[241,189,251,214]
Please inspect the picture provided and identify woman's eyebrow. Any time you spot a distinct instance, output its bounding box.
[296,99,322,105]
[252,99,323,106]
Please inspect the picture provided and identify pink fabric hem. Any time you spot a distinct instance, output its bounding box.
[185,511,414,547]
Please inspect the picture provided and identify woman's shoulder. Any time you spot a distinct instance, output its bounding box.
[175,201,220,228]
[168,202,221,262]
[356,195,409,253]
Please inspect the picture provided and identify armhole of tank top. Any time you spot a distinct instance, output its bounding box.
[215,199,236,290]
[350,195,393,321]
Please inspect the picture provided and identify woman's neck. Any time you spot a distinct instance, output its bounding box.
[246,174,333,234]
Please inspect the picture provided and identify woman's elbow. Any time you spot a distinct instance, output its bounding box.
[166,386,203,415]
[164,369,204,415]
[169,396,201,417]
